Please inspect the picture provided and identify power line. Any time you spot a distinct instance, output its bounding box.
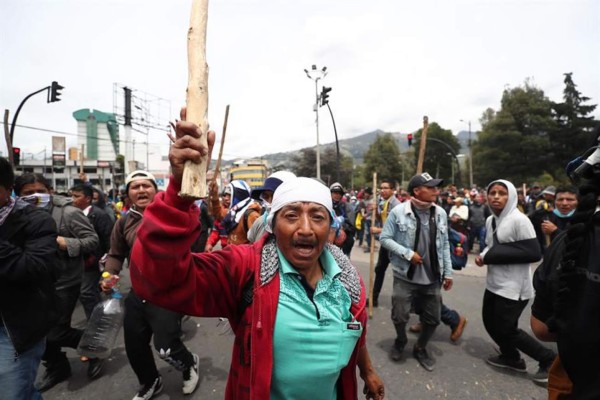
[12,123,172,147]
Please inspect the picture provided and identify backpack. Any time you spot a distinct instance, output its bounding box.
[449,227,469,270]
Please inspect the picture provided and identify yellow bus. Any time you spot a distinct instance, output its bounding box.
[230,161,269,189]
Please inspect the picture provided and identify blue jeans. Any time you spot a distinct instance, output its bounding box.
[0,327,45,400]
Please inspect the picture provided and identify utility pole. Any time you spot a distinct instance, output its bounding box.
[304,65,327,180]
[460,119,474,187]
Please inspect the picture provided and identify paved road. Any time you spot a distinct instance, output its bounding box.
[42,243,551,400]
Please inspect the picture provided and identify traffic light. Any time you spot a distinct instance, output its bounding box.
[407,133,413,147]
[320,86,332,106]
[49,81,64,103]
[13,147,21,166]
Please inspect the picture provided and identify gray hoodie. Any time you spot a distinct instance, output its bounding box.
[480,179,542,300]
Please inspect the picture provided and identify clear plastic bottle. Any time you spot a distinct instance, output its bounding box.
[77,272,124,359]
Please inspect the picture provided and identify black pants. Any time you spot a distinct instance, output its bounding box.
[80,266,102,320]
[43,284,83,367]
[372,247,390,301]
[482,290,555,366]
[124,290,194,385]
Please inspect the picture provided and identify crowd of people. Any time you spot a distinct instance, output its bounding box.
[1,117,599,400]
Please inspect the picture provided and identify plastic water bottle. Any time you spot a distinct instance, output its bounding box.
[77,272,124,359]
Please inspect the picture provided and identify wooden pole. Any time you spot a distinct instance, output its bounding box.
[180,0,210,199]
[213,104,230,180]
[79,144,84,174]
[416,116,429,174]
[368,172,377,319]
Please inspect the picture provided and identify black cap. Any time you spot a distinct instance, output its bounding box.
[407,172,444,194]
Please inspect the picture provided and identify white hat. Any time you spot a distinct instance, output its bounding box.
[266,177,333,233]
[125,170,157,191]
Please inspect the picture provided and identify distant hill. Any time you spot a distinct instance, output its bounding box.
[221,128,479,170]
[456,130,479,154]
[223,129,412,169]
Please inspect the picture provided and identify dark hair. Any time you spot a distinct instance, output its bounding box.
[14,173,51,196]
[70,184,93,199]
[488,181,508,191]
[0,157,14,190]
[380,178,396,188]
[92,187,107,208]
[555,185,578,198]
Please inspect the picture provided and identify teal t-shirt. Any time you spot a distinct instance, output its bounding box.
[270,249,363,400]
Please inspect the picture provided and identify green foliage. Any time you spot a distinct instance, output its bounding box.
[363,133,405,184]
[413,122,461,186]
[473,80,556,186]
[549,73,599,180]
[291,147,354,188]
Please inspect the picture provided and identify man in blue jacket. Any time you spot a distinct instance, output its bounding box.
[380,173,453,372]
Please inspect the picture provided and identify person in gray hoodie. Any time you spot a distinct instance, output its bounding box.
[475,179,556,385]
[14,173,100,392]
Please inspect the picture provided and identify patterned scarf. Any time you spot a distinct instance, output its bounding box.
[0,196,15,226]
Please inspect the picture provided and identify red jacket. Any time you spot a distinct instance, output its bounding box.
[130,179,368,400]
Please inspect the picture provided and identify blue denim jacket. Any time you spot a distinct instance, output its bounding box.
[380,202,453,281]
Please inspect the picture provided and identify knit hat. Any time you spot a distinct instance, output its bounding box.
[266,177,334,233]
[329,182,345,193]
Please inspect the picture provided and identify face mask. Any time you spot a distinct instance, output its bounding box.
[20,193,52,208]
[553,208,575,219]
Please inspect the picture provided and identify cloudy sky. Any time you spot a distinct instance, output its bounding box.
[1,0,599,164]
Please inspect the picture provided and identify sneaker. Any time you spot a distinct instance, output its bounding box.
[413,345,435,372]
[133,376,163,400]
[450,315,468,342]
[486,355,527,373]
[182,353,200,395]
[532,365,550,385]
[409,323,422,333]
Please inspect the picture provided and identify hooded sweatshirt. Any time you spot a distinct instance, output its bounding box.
[480,179,542,301]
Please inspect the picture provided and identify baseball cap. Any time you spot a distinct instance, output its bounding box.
[251,171,296,200]
[541,185,556,196]
[407,172,444,194]
[125,170,157,191]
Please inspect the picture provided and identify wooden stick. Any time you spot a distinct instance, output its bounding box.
[79,144,84,174]
[180,0,210,199]
[416,116,429,174]
[368,172,377,319]
[213,104,230,179]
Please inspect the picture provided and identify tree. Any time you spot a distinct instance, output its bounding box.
[479,108,496,130]
[291,147,354,188]
[363,133,404,185]
[550,72,599,180]
[473,80,556,186]
[290,148,316,178]
[413,122,461,186]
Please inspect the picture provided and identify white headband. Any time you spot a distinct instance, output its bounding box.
[266,177,333,233]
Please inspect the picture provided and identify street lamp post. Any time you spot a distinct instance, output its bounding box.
[304,65,327,180]
[460,119,473,187]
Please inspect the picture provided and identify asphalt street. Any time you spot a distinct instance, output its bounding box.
[41,242,552,400]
